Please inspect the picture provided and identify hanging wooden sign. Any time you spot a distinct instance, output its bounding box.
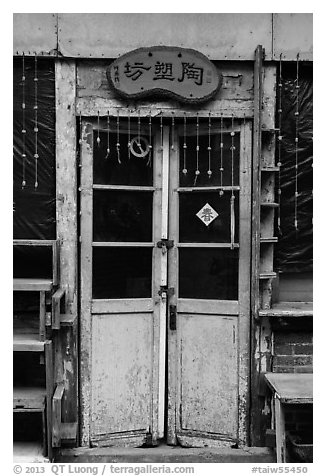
[107,46,222,104]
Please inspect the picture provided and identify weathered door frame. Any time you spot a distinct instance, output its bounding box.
[79,119,170,447]
[166,119,252,447]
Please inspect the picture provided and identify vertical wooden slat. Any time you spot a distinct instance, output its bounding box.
[157,127,169,439]
[238,120,253,445]
[55,59,78,429]
[167,124,179,445]
[39,291,46,341]
[45,340,54,459]
[79,120,94,446]
[250,45,264,446]
[52,384,65,447]
[151,127,163,443]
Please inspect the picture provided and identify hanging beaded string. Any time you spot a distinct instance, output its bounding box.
[96,111,101,147]
[106,110,110,158]
[182,112,187,175]
[171,113,175,151]
[127,109,131,160]
[137,109,141,148]
[219,114,224,196]
[294,53,300,231]
[194,112,200,185]
[207,111,212,178]
[147,111,152,167]
[116,109,121,164]
[230,115,236,250]
[21,53,26,188]
[160,110,163,151]
[277,53,283,234]
[79,112,82,146]
[33,54,39,189]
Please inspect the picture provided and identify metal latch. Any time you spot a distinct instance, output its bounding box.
[157,239,174,250]
[158,285,175,298]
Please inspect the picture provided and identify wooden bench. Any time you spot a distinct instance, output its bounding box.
[265,373,313,462]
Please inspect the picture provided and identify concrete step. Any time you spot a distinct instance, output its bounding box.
[57,445,275,463]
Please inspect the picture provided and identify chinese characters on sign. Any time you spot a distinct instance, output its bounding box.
[107,47,222,103]
[196,203,219,227]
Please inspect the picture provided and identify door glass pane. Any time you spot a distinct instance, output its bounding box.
[93,190,153,242]
[179,192,239,243]
[93,128,153,186]
[92,247,152,298]
[179,132,240,187]
[179,248,238,300]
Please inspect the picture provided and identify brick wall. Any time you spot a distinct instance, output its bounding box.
[272,331,313,373]
[272,329,313,442]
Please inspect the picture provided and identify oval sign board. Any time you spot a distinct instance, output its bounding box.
[107,46,222,104]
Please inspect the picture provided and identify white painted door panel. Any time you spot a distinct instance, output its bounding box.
[179,314,237,437]
[91,313,153,436]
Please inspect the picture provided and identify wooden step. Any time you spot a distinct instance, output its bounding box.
[13,333,45,352]
[259,272,277,279]
[13,387,46,411]
[14,278,53,292]
[13,441,49,463]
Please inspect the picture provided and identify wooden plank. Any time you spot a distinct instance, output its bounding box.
[13,333,45,352]
[177,243,239,249]
[178,299,238,315]
[55,60,79,428]
[52,240,59,286]
[92,242,154,247]
[55,60,78,315]
[45,340,54,459]
[76,97,254,119]
[259,301,313,318]
[92,299,153,314]
[93,184,156,192]
[177,186,240,192]
[80,120,94,446]
[250,45,264,447]
[52,287,66,330]
[13,387,46,410]
[259,272,277,279]
[13,278,53,292]
[39,291,46,341]
[265,373,313,404]
[157,126,170,440]
[237,119,252,445]
[274,397,287,463]
[77,60,254,100]
[52,384,65,447]
[167,116,180,446]
[13,239,56,246]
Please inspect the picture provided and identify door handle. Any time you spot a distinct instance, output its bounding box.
[169,304,177,331]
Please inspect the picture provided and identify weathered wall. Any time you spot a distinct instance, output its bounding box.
[13,13,312,61]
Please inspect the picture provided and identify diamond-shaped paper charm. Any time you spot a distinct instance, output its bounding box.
[196,203,219,227]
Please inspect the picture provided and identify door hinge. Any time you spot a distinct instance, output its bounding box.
[157,239,174,250]
[158,285,175,298]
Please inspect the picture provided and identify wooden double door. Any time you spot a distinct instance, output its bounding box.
[80,115,252,447]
